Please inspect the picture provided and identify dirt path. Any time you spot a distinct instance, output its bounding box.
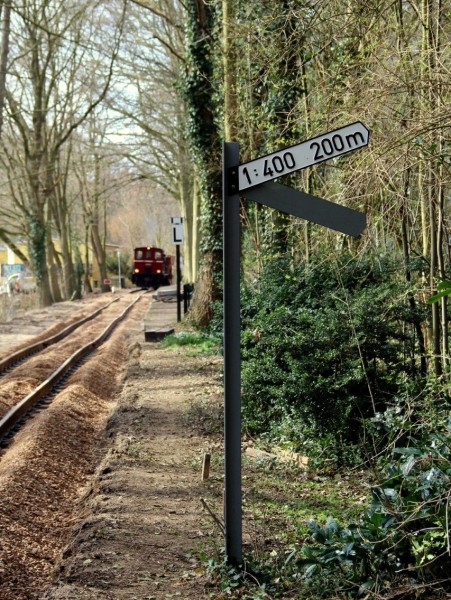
[44,325,222,599]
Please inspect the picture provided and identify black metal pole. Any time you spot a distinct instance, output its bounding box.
[223,141,242,565]
[176,244,181,322]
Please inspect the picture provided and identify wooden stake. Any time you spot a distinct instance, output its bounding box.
[201,453,211,481]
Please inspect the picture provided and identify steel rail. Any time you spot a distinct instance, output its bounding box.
[0,294,143,441]
[0,297,121,374]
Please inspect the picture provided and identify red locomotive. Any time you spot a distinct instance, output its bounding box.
[131,246,173,289]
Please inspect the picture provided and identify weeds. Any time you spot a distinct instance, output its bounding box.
[160,330,219,355]
[198,445,370,598]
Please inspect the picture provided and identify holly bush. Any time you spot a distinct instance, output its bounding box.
[288,393,451,598]
[240,254,426,465]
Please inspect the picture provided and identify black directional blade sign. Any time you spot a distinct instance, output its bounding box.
[244,181,366,236]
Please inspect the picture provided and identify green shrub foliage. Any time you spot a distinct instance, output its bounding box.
[289,395,451,598]
[240,255,424,462]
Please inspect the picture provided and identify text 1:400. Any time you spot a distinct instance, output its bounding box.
[242,152,295,185]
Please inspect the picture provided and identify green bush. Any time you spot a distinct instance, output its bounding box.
[289,396,451,598]
[240,255,425,464]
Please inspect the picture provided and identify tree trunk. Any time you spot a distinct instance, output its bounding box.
[191,176,200,282]
[29,211,53,306]
[91,222,108,292]
[423,0,445,376]
[182,0,222,325]
[0,0,11,137]
[223,0,237,141]
[187,252,218,327]
[46,231,63,303]
[83,222,93,293]
[177,147,193,282]
[401,182,427,376]
[434,0,448,371]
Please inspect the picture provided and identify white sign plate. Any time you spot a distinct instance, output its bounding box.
[172,225,183,245]
[237,121,369,191]
[170,217,183,245]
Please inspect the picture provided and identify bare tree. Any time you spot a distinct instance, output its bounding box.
[0,0,127,305]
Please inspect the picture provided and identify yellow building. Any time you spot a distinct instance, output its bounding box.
[0,241,124,290]
[0,243,28,280]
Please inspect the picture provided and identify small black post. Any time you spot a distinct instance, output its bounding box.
[183,284,188,314]
[223,141,242,565]
[183,284,193,314]
[176,244,182,322]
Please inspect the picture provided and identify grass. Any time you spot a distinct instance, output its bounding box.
[243,462,369,543]
[198,443,370,599]
[160,330,220,356]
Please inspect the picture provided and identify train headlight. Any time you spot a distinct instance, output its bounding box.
[156,269,161,274]
[134,268,139,273]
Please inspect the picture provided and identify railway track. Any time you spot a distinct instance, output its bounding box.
[0,292,146,444]
[0,297,121,374]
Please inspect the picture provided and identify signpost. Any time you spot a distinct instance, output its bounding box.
[222,123,369,566]
[171,217,183,322]
[223,143,242,564]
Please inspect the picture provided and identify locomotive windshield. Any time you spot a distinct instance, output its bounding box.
[135,249,155,260]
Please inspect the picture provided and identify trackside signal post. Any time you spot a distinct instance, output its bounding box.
[171,217,183,322]
[222,123,369,565]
